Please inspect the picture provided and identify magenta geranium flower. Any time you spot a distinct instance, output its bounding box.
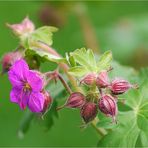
[8,59,45,112]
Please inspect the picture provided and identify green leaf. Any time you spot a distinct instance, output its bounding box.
[98,80,148,147]
[98,112,140,147]
[17,110,34,139]
[39,100,59,131]
[68,66,89,77]
[97,113,117,129]
[68,49,113,77]
[65,52,76,67]
[25,49,66,63]
[109,61,137,80]
[39,80,67,131]
[29,26,58,46]
[70,48,97,72]
[97,50,112,72]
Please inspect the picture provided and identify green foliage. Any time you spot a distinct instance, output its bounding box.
[97,70,148,147]
[68,48,112,77]
[21,26,58,48]
[18,110,34,139]
[97,50,112,72]
[70,48,97,71]
[28,26,58,47]
[25,48,66,64]
[68,66,89,77]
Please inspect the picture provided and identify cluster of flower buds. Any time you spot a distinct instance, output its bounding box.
[80,70,110,88]
[58,92,98,123]
[60,69,137,124]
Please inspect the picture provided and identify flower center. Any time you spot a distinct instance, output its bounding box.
[23,83,31,92]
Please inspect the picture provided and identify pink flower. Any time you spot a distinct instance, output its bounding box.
[7,17,34,36]
[8,59,45,112]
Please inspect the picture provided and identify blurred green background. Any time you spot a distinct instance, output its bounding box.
[0,1,148,147]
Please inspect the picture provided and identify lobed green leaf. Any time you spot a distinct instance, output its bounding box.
[70,48,97,72]
[68,66,90,77]
[97,50,112,72]
[28,26,58,46]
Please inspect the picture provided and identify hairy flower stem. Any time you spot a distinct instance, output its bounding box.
[58,74,72,94]
[45,71,72,95]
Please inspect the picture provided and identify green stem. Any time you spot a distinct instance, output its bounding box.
[45,71,72,95]
[91,118,107,136]
[58,74,72,94]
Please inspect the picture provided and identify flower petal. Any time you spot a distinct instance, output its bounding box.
[28,92,45,112]
[27,71,43,92]
[8,59,29,87]
[10,87,22,103]
[10,87,29,110]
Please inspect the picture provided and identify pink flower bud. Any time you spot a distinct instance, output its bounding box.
[1,51,23,73]
[81,102,98,123]
[7,17,35,36]
[98,94,117,121]
[66,92,85,108]
[80,73,97,85]
[96,71,110,88]
[42,91,52,113]
[110,78,133,95]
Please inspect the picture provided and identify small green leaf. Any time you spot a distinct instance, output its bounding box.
[39,100,58,131]
[65,53,76,67]
[87,49,97,67]
[25,49,66,63]
[70,48,97,72]
[68,66,89,77]
[17,110,34,139]
[97,50,112,72]
[29,26,58,46]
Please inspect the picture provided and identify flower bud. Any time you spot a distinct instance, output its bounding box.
[66,92,85,108]
[42,91,52,113]
[80,102,98,123]
[1,51,23,73]
[7,17,34,36]
[110,78,134,95]
[98,94,117,120]
[96,71,110,88]
[80,73,97,85]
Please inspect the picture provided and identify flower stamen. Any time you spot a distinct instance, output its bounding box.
[23,83,31,92]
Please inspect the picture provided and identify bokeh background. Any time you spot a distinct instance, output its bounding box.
[0,1,148,147]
